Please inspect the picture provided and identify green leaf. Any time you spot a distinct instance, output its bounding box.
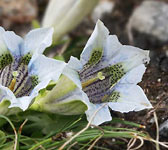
[0,130,6,145]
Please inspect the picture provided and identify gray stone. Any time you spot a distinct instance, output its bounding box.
[127,1,168,43]
[159,119,168,138]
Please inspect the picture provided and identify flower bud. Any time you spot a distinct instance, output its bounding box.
[42,0,99,43]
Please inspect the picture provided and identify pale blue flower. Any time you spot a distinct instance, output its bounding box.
[63,20,153,125]
[0,27,66,111]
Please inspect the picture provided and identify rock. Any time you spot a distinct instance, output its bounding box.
[127,1,168,48]
[160,57,168,72]
[159,119,168,138]
[91,0,114,23]
[0,0,37,27]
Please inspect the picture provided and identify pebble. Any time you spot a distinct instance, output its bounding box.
[157,78,161,83]
[127,1,168,47]
[159,119,168,138]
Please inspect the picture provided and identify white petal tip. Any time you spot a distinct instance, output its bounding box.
[96,19,109,35]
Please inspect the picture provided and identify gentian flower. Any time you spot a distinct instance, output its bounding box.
[31,20,152,126]
[0,27,66,111]
[62,20,153,125]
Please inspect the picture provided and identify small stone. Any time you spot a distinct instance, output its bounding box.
[112,138,116,142]
[159,119,168,138]
[157,78,161,82]
[127,1,168,47]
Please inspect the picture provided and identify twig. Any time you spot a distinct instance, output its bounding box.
[131,136,144,150]
[18,119,28,134]
[127,133,144,150]
[16,119,28,150]
[127,138,134,149]
[67,142,78,150]
[14,129,18,150]
[144,138,168,149]
[127,137,137,150]
[58,104,107,150]
[88,125,104,150]
[88,134,104,150]
[153,112,160,150]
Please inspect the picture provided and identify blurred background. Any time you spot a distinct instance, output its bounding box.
[0,0,168,149]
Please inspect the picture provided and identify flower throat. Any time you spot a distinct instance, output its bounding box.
[0,52,38,98]
[79,48,126,104]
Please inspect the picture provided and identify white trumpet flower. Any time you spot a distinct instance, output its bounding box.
[0,27,66,111]
[62,20,153,125]
[32,20,152,126]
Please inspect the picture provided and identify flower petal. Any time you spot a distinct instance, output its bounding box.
[9,80,52,111]
[82,35,122,72]
[0,85,35,111]
[119,64,146,84]
[3,31,23,57]
[80,20,109,65]
[9,96,33,111]
[44,88,89,115]
[12,54,66,110]
[29,54,66,82]
[85,103,112,126]
[103,35,122,60]
[23,28,54,55]
[66,56,83,70]
[0,27,8,55]
[0,85,29,111]
[108,84,152,113]
[108,45,150,71]
[0,85,15,103]
[63,56,82,89]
